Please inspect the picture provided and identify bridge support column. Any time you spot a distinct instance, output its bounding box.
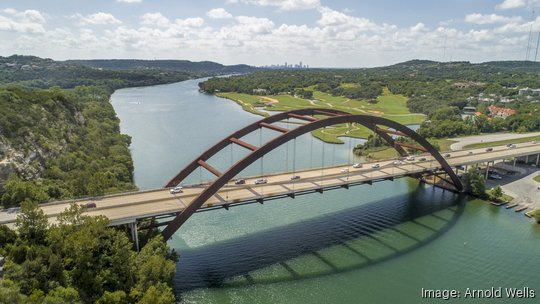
[513,158,517,167]
[485,161,490,180]
[536,154,539,166]
[525,155,529,164]
[129,222,140,251]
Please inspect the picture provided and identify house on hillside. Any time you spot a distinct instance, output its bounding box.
[253,88,267,95]
[487,105,516,119]
[462,106,477,114]
[518,88,540,96]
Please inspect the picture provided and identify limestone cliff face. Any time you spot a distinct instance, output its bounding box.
[0,136,48,192]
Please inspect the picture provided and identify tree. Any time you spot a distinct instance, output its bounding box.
[1,175,49,208]
[42,286,81,304]
[491,185,503,200]
[466,167,486,198]
[96,291,129,304]
[15,199,48,244]
[0,225,17,248]
[60,216,135,302]
[0,280,26,304]
[133,236,175,293]
[135,283,175,304]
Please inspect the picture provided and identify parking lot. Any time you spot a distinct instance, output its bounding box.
[485,162,540,209]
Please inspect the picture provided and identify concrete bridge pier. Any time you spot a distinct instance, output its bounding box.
[536,153,539,166]
[128,221,140,251]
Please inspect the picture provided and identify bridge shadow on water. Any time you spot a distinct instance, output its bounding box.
[173,184,468,294]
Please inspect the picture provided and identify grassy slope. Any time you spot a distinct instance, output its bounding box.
[463,135,540,149]
[534,175,540,183]
[217,88,426,143]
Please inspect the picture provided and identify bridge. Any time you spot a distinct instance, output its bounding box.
[1,109,540,247]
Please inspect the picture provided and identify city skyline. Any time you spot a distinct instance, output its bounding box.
[2,0,540,67]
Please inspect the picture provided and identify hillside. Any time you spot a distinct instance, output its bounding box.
[64,59,259,74]
[0,55,257,205]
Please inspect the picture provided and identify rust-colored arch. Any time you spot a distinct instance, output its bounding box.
[162,110,462,240]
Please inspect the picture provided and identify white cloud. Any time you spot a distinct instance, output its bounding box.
[141,12,171,27]
[176,17,204,28]
[239,0,321,11]
[0,8,46,33]
[496,0,540,9]
[74,12,122,25]
[465,13,522,24]
[496,0,526,9]
[117,0,143,3]
[207,8,233,19]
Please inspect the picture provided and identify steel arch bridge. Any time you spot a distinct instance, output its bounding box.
[161,108,462,240]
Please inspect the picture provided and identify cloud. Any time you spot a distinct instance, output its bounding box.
[141,12,171,27]
[117,0,143,3]
[207,8,233,19]
[74,12,122,25]
[238,0,321,11]
[465,13,522,24]
[0,8,46,33]
[496,0,540,9]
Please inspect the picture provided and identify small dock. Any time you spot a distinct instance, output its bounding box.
[515,205,529,212]
[506,202,519,209]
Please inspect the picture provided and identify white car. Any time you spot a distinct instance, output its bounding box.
[371,163,380,168]
[255,178,267,184]
[406,156,415,161]
[393,160,403,165]
[352,163,362,168]
[340,168,349,173]
[170,186,183,194]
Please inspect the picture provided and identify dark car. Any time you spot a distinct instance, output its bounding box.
[235,179,246,185]
[85,202,97,209]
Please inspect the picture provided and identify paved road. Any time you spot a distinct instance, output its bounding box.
[1,141,540,229]
[449,132,540,151]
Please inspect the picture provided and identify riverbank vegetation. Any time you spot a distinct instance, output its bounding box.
[0,202,176,303]
[1,55,246,208]
[0,85,136,208]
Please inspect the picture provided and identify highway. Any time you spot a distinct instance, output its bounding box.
[1,140,539,229]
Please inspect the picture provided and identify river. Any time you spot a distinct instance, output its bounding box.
[111,79,540,304]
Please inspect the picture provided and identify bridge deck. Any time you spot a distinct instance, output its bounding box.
[1,141,539,228]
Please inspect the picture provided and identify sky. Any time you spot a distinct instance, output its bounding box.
[2,0,540,67]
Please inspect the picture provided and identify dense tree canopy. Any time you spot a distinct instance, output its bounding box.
[0,203,177,303]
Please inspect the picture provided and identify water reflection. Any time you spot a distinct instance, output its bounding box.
[174,184,466,292]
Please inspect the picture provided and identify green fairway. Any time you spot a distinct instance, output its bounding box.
[217,88,426,143]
